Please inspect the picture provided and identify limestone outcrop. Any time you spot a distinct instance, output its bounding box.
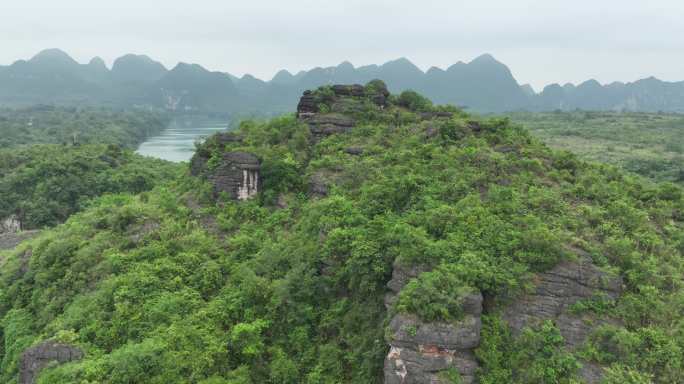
[19,341,83,384]
[208,152,260,200]
[296,81,391,142]
[305,114,356,142]
[501,256,623,383]
[384,261,483,384]
[190,133,260,201]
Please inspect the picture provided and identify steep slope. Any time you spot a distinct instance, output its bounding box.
[0,83,682,384]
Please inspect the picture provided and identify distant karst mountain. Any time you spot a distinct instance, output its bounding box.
[2,48,684,114]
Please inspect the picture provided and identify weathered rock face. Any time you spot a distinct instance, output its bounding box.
[296,90,318,118]
[19,341,83,384]
[296,81,390,142]
[502,256,623,383]
[1,215,21,233]
[190,133,261,201]
[209,152,260,200]
[384,261,483,384]
[304,114,356,142]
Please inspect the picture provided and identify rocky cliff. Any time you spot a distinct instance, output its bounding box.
[384,262,483,384]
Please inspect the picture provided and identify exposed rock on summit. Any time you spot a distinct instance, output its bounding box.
[296,80,391,142]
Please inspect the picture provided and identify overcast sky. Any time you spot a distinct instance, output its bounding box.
[2,0,683,90]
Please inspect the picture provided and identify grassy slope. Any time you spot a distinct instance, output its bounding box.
[0,88,681,383]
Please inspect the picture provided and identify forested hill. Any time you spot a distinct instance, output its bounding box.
[0,106,170,149]
[3,49,684,113]
[1,82,681,384]
[0,107,179,233]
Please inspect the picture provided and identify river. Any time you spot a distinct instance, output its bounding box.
[136,118,230,162]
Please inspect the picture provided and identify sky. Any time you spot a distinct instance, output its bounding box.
[2,0,683,90]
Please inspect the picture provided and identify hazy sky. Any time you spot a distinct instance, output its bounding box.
[2,0,683,90]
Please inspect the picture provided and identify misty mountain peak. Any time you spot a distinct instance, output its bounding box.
[470,53,501,66]
[520,84,536,96]
[112,54,167,84]
[382,57,422,72]
[271,69,294,83]
[337,61,355,70]
[88,57,108,70]
[30,48,78,66]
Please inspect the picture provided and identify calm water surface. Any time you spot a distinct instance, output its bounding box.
[136,118,230,162]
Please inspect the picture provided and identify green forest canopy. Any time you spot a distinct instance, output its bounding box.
[0,85,681,383]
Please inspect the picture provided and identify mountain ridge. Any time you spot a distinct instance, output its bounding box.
[2,48,684,113]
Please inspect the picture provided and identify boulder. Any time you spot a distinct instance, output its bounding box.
[19,341,83,384]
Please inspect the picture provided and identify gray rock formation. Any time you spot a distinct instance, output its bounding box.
[190,134,261,201]
[296,82,391,142]
[208,152,260,200]
[301,114,356,142]
[19,341,83,384]
[502,256,623,383]
[384,261,483,384]
[296,90,318,118]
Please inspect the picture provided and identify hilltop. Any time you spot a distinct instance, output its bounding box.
[0,83,682,383]
[3,49,684,113]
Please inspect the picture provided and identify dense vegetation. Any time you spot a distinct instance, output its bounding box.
[506,111,684,183]
[0,145,180,229]
[0,106,170,149]
[0,85,681,383]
